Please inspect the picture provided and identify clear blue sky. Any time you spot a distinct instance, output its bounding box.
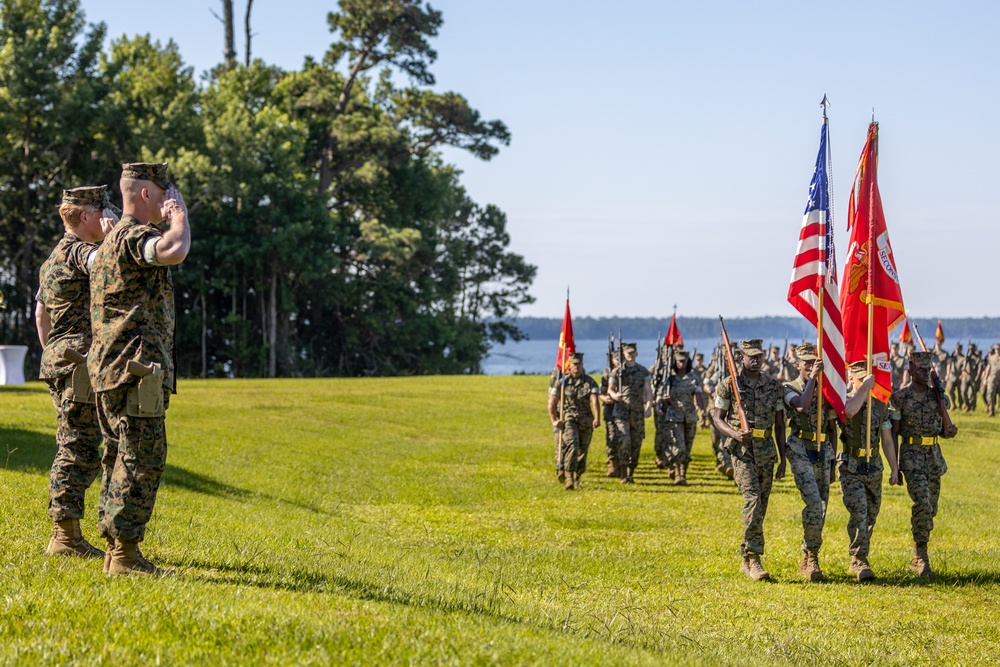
[80,0,999,320]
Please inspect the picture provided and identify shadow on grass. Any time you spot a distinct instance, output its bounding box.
[165,463,330,516]
[0,428,55,473]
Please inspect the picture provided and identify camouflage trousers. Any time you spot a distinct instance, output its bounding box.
[46,377,102,522]
[712,428,733,470]
[787,439,830,552]
[655,418,696,467]
[613,407,645,468]
[839,468,882,558]
[961,378,978,411]
[95,386,170,543]
[732,456,774,557]
[986,377,1000,413]
[603,406,618,465]
[558,419,594,473]
[946,379,962,410]
[903,465,942,544]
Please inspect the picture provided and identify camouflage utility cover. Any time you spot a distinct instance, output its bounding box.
[37,234,98,380]
[88,215,175,392]
[121,162,170,189]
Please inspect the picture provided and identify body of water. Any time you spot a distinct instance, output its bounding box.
[481,337,996,376]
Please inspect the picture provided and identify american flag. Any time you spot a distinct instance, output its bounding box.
[788,118,847,420]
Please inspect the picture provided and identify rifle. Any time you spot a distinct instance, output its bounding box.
[651,333,664,409]
[606,333,614,376]
[780,333,790,381]
[616,328,624,402]
[718,316,749,431]
[912,323,956,433]
[663,343,676,402]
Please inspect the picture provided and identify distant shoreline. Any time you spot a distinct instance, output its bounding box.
[512,316,1000,343]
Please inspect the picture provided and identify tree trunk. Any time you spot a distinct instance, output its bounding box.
[244,0,254,66]
[222,0,236,69]
[268,269,277,378]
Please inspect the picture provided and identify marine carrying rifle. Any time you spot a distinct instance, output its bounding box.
[718,315,748,432]
[912,322,956,434]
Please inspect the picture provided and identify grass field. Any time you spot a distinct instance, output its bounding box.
[2,376,999,665]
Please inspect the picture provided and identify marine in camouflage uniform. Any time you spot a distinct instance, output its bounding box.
[607,342,652,484]
[960,344,981,412]
[34,186,120,559]
[931,340,949,381]
[693,353,711,429]
[656,349,704,485]
[89,163,190,576]
[599,353,621,477]
[712,339,786,580]
[547,353,600,490]
[945,344,964,411]
[890,351,958,577]
[782,343,837,581]
[761,346,782,380]
[984,345,1000,417]
[707,347,735,478]
[889,342,909,392]
[838,360,901,581]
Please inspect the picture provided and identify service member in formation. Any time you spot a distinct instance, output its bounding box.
[945,343,964,411]
[960,343,982,412]
[693,352,711,429]
[657,350,704,485]
[889,342,909,391]
[838,361,901,582]
[547,353,600,490]
[984,344,1000,417]
[712,339,786,581]
[599,350,621,477]
[890,351,958,577]
[761,346,783,380]
[782,343,837,581]
[607,342,653,484]
[931,339,949,379]
[89,163,190,576]
[35,186,120,558]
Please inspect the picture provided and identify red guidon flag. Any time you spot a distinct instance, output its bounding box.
[555,293,576,371]
[665,311,683,347]
[900,318,912,344]
[788,115,846,420]
[840,122,905,403]
[935,319,945,343]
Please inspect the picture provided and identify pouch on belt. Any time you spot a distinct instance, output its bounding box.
[125,360,165,418]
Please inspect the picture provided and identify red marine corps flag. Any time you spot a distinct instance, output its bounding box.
[840,121,906,403]
[900,318,913,345]
[788,101,846,420]
[665,307,684,347]
[935,319,945,343]
[555,289,576,372]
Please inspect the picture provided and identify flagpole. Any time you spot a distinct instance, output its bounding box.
[558,288,569,470]
[864,123,878,470]
[815,103,829,452]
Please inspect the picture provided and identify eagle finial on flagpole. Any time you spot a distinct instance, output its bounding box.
[820,94,830,118]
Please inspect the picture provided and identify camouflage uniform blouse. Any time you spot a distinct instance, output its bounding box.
[549,373,599,421]
[715,373,783,465]
[611,363,650,413]
[782,377,836,462]
[889,386,948,476]
[36,234,98,380]
[88,215,175,392]
[838,387,891,474]
[662,371,702,422]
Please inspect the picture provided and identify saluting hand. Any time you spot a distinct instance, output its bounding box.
[100,207,119,235]
[162,186,188,220]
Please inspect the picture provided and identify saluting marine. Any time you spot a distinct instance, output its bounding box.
[89,163,190,576]
[547,353,600,490]
[35,185,120,559]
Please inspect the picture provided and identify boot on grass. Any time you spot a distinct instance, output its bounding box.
[46,519,104,559]
[799,549,823,582]
[107,540,172,576]
[572,471,582,490]
[675,464,688,486]
[911,542,933,577]
[849,555,875,581]
[741,554,770,581]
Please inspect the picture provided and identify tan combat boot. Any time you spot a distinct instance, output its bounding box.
[910,542,933,577]
[849,555,875,581]
[572,471,582,490]
[46,519,105,559]
[103,538,115,575]
[564,471,575,490]
[621,467,634,484]
[606,460,619,478]
[741,554,770,581]
[557,469,566,484]
[676,464,688,486]
[106,540,172,576]
[799,549,823,582]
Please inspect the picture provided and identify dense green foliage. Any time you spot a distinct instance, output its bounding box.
[0,0,534,377]
[2,377,998,665]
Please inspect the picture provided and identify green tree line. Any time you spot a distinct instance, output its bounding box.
[0,0,535,377]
